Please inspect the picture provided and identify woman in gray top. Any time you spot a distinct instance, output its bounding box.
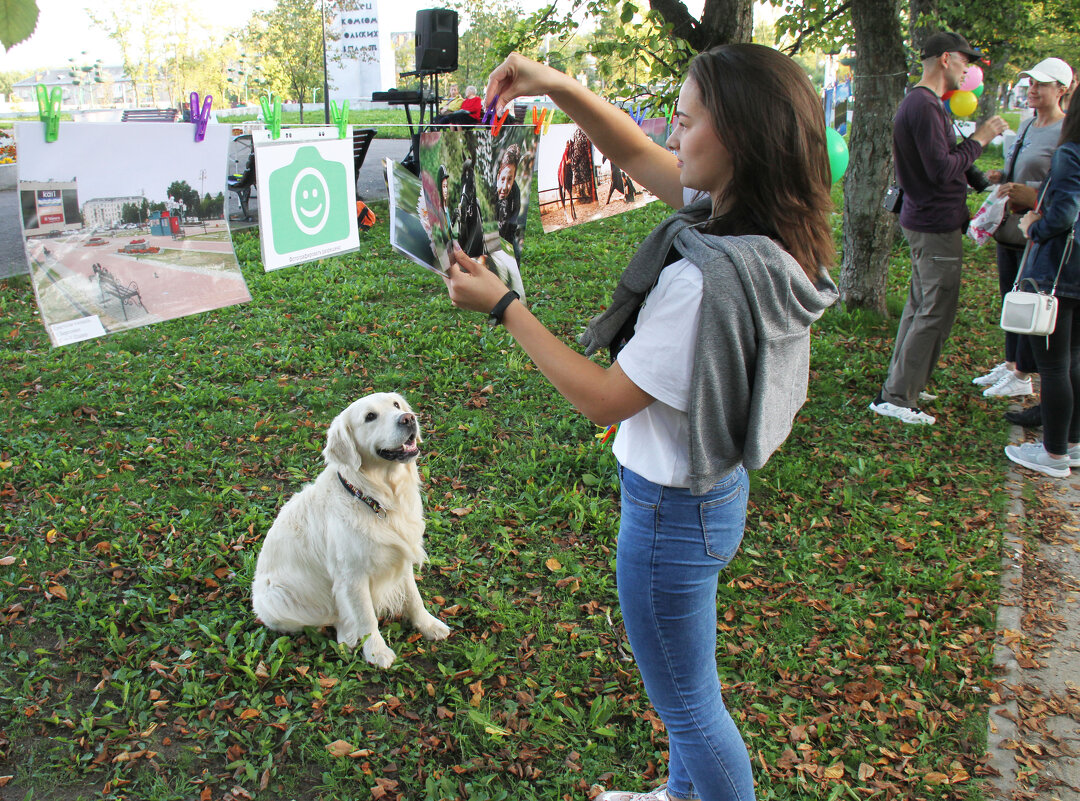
[974,57,1072,405]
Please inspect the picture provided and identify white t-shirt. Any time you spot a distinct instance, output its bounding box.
[611,257,702,487]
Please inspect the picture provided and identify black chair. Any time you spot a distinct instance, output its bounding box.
[227,152,257,222]
[353,128,377,183]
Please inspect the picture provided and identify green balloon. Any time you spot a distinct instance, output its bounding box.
[826,127,849,184]
[973,83,985,97]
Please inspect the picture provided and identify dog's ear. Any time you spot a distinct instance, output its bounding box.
[323,415,362,469]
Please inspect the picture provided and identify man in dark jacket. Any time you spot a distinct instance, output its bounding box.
[870,31,1008,425]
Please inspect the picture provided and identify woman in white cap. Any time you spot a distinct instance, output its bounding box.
[973,57,1073,417]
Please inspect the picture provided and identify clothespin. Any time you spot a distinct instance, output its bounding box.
[260,93,282,140]
[36,84,61,143]
[666,103,675,126]
[630,103,646,126]
[189,91,212,142]
[531,106,550,135]
[330,100,349,139]
[481,94,499,126]
[490,107,509,137]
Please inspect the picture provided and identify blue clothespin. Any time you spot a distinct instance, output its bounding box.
[481,94,499,126]
[260,93,282,140]
[631,103,646,126]
[36,84,61,143]
[330,100,349,139]
[189,91,212,142]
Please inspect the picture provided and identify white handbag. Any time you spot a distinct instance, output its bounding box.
[1000,277,1059,335]
[999,179,1068,337]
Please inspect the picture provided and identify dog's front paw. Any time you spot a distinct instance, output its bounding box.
[416,613,451,641]
[363,635,396,668]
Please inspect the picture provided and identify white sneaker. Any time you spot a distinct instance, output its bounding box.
[596,786,673,801]
[983,372,1033,398]
[919,390,938,401]
[1005,441,1071,478]
[869,397,936,425]
[973,362,1009,386]
[1068,444,1080,467]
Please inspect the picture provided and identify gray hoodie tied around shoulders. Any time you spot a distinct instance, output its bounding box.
[579,198,839,495]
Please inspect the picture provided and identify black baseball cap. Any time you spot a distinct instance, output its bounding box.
[920,32,982,61]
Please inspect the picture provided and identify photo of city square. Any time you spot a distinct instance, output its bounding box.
[15,121,251,346]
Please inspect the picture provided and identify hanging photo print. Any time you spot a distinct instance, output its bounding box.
[386,158,442,274]
[417,126,536,303]
[253,127,360,271]
[536,122,658,233]
[15,121,251,347]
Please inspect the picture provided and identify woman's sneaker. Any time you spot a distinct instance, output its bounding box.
[596,786,678,801]
[1004,441,1071,478]
[983,372,1033,398]
[973,362,1009,386]
[869,393,936,425]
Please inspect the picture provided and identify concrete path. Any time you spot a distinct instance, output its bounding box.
[988,420,1080,799]
[0,188,27,279]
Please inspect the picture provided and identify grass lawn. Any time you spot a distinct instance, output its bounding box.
[1,152,1018,801]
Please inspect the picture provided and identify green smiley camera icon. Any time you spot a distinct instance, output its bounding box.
[267,145,349,254]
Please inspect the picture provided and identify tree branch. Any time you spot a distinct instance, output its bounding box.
[648,0,700,48]
[783,1,852,56]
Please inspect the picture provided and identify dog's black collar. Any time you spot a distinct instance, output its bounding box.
[337,472,386,519]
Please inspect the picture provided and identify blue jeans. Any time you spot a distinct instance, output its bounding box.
[616,464,755,801]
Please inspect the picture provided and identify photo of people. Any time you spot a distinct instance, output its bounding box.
[536,122,658,233]
[418,126,537,302]
[14,121,251,347]
[385,157,442,275]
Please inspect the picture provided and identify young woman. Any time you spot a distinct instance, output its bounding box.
[444,46,838,801]
[974,57,1072,410]
[1008,99,1080,477]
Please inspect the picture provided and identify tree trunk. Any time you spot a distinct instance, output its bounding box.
[838,0,908,315]
[650,0,753,49]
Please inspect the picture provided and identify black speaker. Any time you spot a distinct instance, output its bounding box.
[415,9,458,73]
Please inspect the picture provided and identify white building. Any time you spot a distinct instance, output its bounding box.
[83,196,145,229]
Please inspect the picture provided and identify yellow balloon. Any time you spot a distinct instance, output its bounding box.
[950,89,978,117]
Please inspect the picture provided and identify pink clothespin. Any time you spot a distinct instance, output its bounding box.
[190,91,213,142]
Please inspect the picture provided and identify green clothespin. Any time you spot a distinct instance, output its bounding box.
[260,93,282,140]
[330,100,349,139]
[36,84,62,143]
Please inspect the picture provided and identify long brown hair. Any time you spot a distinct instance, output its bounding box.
[687,44,835,282]
[1061,94,1080,145]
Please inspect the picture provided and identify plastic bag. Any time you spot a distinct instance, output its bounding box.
[967,188,1008,246]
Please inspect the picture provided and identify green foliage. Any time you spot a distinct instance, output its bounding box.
[0,0,38,52]
[445,0,528,88]
[0,152,1019,799]
[245,0,362,118]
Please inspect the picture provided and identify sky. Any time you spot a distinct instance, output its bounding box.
[2,0,710,74]
[15,120,229,201]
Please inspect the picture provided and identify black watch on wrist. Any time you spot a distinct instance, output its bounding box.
[488,290,519,326]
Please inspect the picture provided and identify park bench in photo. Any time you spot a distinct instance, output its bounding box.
[92,262,146,320]
[120,108,180,123]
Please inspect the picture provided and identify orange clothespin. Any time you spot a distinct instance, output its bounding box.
[490,107,509,137]
[531,106,550,135]
[595,424,617,445]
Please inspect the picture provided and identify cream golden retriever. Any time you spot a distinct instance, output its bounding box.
[251,392,449,667]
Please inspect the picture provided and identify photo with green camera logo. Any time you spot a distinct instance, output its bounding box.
[267,145,351,256]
